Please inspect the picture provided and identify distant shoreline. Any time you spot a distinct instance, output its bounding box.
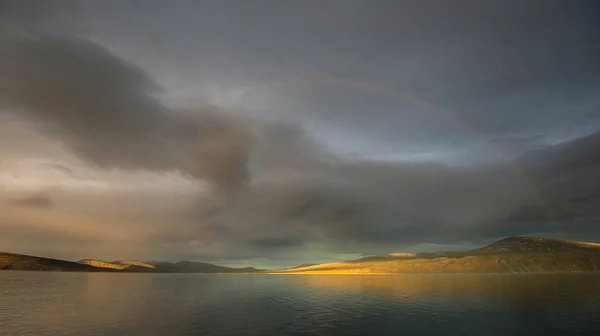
[3,236,600,275]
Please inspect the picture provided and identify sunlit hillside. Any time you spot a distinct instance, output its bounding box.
[78,259,128,270]
[113,260,156,269]
[0,253,109,272]
[272,236,600,274]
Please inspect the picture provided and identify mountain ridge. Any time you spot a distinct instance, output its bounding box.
[272,236,600,274]
[3,236,600,274]
[0,253,262,273]
[1,252,115,272]
[473,236,600,253]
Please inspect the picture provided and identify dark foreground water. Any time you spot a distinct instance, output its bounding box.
[1,272,600,336]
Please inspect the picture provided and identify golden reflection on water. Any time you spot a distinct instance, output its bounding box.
[0,272,155,331]
[81,273,154,317]
[2,272,600,335]
[292,274,600,309]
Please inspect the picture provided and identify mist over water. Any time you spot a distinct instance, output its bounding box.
[1,272,599,336]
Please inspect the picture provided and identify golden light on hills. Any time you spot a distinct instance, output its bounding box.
[271,237,600,274]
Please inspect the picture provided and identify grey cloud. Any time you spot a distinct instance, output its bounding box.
[1,0,254,196]
[247,237,304,249]
[0,0,79,36]
[145,221,234,247]
[205,0,600,161]
[0,33,253,196]
[8,195,55,209]
[213,137,539,248]
[1,0,600,264]
[514,130,600,225]
[0,220,101,260]
[519,131,600,175]
[40,163,75,176]
[214,126,600,253]
[0,35,166,165]
[5,41,597,255]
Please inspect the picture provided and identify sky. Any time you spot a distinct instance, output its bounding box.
[1,0,599,269]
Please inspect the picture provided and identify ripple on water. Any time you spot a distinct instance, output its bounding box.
[1,273,600,335]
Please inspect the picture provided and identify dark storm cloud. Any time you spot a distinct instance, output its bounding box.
[0,34,253,195]
[218,150,536,247]
[0,35,166,161]
[0,0,76,28]
[202,123,600,252]
[519,131,600,175]
[134,0,600,165]
[516,130,600,225]
[247,237,304,249]
[2,0,600,264]
[74,0,600,160]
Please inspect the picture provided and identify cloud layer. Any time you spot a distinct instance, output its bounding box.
[1,0,599,267]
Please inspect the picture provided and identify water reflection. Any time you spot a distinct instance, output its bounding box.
[292,274,600,309]
[0,272,155,335]
[1,272,599,336]
[293,273,600,334]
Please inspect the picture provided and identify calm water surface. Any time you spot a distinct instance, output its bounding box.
[1,272,599,336]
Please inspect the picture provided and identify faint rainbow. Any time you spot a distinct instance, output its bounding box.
[204,75,563,234]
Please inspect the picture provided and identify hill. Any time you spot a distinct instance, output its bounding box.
[473,236,600,254]
[0,252,262,273]
[113,260,156,269]
[78,259,128,270]
[272,236,600,274]
[148,260,262,273]
[78,259,156,272]
[1,252,113,272]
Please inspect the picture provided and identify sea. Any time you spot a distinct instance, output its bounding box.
[1,272,599,336]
